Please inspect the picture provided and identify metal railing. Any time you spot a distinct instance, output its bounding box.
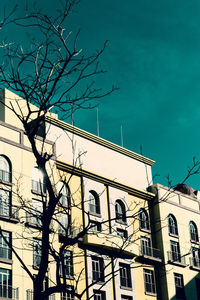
[190,257,200,268]
[0,286,18,299]
[167,251,186,264]
[0,170,11,182]
[26,289,55,300]
[140,245,161,259]
[0,246,12,260]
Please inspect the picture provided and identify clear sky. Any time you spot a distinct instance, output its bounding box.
[2,0,200,189]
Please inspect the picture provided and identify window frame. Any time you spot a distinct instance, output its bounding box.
[143,269,156,295]
[91,256,104,283]
[0,156,11,183]
[189,221,199,243]
[119,263,132,289]
[139,209,150,231]
[89,190,101,215]
[60,250,73,278]
[93,290,106,300]
[0,189,11,217]
[33,239,42,268]
[174,273,185,299]
[0,231,11,260]
[115,200,126,224]
[168,214,178,236]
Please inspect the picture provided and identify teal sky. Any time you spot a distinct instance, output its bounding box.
[2,0,200,189]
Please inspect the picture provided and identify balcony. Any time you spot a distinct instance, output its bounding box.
[189,257,200,271]
[138,245,162,263]
[167,251,187,267]
[83,232,139,257]
[26,290,55,300]
[0,286,19,300]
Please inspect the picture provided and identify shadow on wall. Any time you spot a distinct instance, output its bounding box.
[170,272,200,300]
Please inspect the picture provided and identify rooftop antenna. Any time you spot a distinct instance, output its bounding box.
[121,125,124,147]
[97,108,99,137]
[71,103,74,126]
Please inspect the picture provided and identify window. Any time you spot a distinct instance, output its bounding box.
[189,221,199,242]
[0,189,11,216]
[89,190,100,214]
[32,167,45,193]
[30,199,43,226]
[139,209,149,230]
[60,250,73,277]
[168,214,178,236]
[57,182,70,208]
[58,213,71,236]
[61,286,74,300]
[143,269,156,294]
[170,241,181,262]
[119,263,132,288]
[33,239,42,268]
[117,228,128,239]
[196,278,200,299]
[0,156,11,182]
[90,221,101,232]
[121,296,133,300]
[0,231,11,260]
[94,290,106,300]
[92,256,104,282]
[174,273,185,299]
[0,268,12,298]
[115,200,126,223]
[141,237,151,256]
[191,247,200,268]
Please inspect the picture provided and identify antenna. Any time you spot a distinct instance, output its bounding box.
[97,108,99,137]
[121,125,124,147]
[71,103,74,126]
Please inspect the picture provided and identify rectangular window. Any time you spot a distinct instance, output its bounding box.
[30,199,43,226]
[60,250,73,277]
[192,247,200,268]
[0,189,10,217]
[58,213,71,236]
[121,296,133,300]
[90,221,101,232]
[174,273,185,299]
[117,229,128,239]
[119,263,132,288]
[170,241,181,262]
[92,256,104,282]
[0,268,12,298]
[94,290,106,300]
[61,286,74,300]
[196,278,200,299]
[0,231,11,260]
[33,239,42,268]
[143,269,156,294]
[141,237,151,256]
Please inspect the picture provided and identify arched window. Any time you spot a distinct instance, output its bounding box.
[0,156,11,182]
[168,214,178,236]
[190,221,199,242]
[89,190,100,214]
[32,167,45,193]
[115,200,126,223]
[57,182,70,207]
[139,209,149,230]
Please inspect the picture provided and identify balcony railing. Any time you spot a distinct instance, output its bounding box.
[0,246,12,260]
[168,251,186,265]
[0,170,11,183]
[26,289,55,300]
[140,245,161,260]
[190,257,200,268]
[0,286,18,299]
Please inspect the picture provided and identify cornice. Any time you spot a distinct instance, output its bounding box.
[56,160,155,201]
[46,116,155,166]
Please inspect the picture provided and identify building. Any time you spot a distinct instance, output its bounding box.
[0,89,163,300]
[149,183,200,300]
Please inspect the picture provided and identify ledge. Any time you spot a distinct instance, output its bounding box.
[168,260,187,268]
